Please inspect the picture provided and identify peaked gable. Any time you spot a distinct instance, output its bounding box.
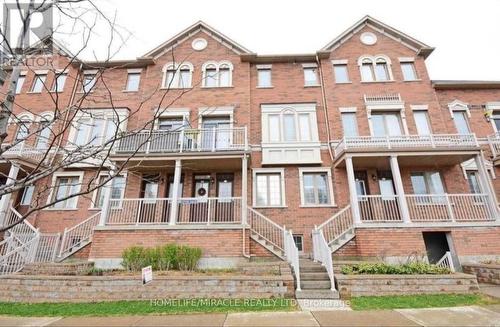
[320,15,434,58]
[142,21,253,59]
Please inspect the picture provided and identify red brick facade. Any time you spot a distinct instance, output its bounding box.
[2,17,500,266]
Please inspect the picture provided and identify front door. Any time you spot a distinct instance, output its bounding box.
[355,171,371,220]
[140,174,160,223]
[216,174,234,223]
[191,175,211,223]
[377,171,400,221]
[201,117,231,150]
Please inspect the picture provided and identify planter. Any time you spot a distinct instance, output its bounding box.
[336,273,479,298]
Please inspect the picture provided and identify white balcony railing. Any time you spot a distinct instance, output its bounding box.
[106,197,242,225]
[488,132,500,159]
[115,127,248,155]
[406,193,495,222]
[334,134,479,157]
[358,195,402,222]
[2,142,50,164]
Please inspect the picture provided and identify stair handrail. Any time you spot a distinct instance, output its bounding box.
[312,228,336,291]
[316,205,353,245]
[58,211,101,259]
[436,251,456,272]
[5,207,38,238]
[248,207,286,251]
[283,229,301,291]
[0,233,40,276]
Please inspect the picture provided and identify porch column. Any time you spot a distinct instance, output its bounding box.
[0,164,19,227]
[98,168,117,226]
[389,155,411,223]
[241,155,248,225]
[169,159,182,225]
[345,156,361,224]
[474,154,499,219]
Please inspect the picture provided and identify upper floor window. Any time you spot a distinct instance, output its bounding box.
[30,73,47,93]
[70,111,120,147]
[358,55,392,82]
[400,60,418,81]
[411,171,445,195]
[202,61,233,88]
[371,112,403,136]
[82,72,97,93]
[262,104,318,144]
[413,110,431,135]
[35,114,54,149]
[50,173,83,209]
[93,174,126,208]
[333,63,349,83]
[52,72,67,92]
[15,73,26,94]
[125,71,141,91]
[257,65,272,87]
[453,111,470,134]
[299,168,334,206]
[303,64,319,86]
[341,111,358,137]
[15,121,30,141]
[163,62,193,89]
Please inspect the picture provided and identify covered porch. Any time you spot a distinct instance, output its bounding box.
[338,152,499,225]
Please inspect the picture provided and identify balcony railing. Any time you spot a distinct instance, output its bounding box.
[488,132,500,159]
[334,134,479,157]
[356,193,495,223]
[115,127,248,155]
[2,142,50,164]
[106,197,242,225]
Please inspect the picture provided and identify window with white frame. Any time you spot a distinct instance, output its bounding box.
[20,185,35,206]
[52,72,67,92]
[299,168,334,206]
[466,171,482,194]
[163,62,193,89]
[358,55,392,82]
[257,65,272,87]
[254,169,285,207]
[50,174,82,209]
[30,73,47,93]
[333,64,349,83]
[15,120,30,141]
[15,73,26,94]
[202,61,233,87]
[453,110,470,134]
[264,107,317,143]
[410,171,446,195]
[125,71,141,91]
[303,64,319,86]
[413,110,432,135]
[35,115,53,149]
[401,60,418,81]
[341,112,358,137]
[82,72,97,93]
[93,175,126,208]
[371,112,403,136]
[70,111,120,147]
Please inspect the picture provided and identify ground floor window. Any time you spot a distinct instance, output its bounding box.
[253,169,285,207]
[50,175,82,209]
[93,175,126,208]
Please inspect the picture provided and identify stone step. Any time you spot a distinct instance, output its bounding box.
[300,265,326,273]
[295,289,339,299]
[301,280,332,289]
[300,272,330,281]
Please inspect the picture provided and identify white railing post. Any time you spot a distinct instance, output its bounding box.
[241,155,248,225]
[0,164,19,227]
[345,156,361,224]
[474,154,499,219]
[211,128,217,152]
[52,233,61,262]
[179,129,185,153]
[244,126,249,151]
[430,134,435,148]
[207,199,212,225]
[98,173,115,227]
[169,159,182,225]
[445,194,456,222]
[389,156,411,223]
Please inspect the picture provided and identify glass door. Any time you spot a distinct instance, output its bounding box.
[378,171,400,221]
[216,174,234,223]
[140,174,160,223]
[201,116,231,150]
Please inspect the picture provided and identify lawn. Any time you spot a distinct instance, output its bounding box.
[350,293,500,310]
[0,298,297,317]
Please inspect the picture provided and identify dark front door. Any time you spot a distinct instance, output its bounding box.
[423,232,450,264]
[216,174,234,223]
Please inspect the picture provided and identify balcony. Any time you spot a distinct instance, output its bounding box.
[487,132,500,164]
[357,193,496,224]
[1,142,50,166]
[334,134,479,159]
[113,127,248,157]
[105,197,242,226]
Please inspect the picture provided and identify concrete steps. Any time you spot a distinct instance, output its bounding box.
[296,258,339,300]
[329,228,355,253]
[250,232,285,260]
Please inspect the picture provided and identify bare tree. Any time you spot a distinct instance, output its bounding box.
[0,0,213,231]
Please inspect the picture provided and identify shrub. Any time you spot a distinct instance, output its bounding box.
[341,262,450,275]
[121,244,202,272]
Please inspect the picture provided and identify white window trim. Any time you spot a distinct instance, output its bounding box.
[410,104,428,111]
[51,70,68,92]
[201,60,234,88]
[367,107,409,136]
[301,63,317,68]
[155,108,190,129]
[256,65,273,88]
[162,62,194,89]
[252,168,286,208]
[331,59,348,65]
[339,107,357,113]
[298,167,336,207]
[302,64,320,86]
[486,102,500,133]
[448,100,471,118]
[197,106,234,129]
[90,172,127,209]
[29,72,47,93]
[398,57,415,63]
[124,70,142,92]
[412,107,433,135]
[358,54,394,82]
[45,171,85,210]
[81,70,98,93]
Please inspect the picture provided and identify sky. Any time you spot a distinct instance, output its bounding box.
[59,0,500,80]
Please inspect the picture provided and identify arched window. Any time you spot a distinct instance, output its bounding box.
[35,112,54,149]
[202,61,233,87]
[14,113,34,142]
[162,62,193,89]
[358,55,393,82]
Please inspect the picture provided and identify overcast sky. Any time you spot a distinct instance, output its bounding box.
[68,0,500,80]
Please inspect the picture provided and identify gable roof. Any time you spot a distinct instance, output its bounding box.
[320,15,435,58]
[141,20,253,59]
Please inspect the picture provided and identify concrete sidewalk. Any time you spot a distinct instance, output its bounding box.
[1,306,499,326]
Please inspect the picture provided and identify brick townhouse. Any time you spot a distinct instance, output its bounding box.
[1,16,499,275]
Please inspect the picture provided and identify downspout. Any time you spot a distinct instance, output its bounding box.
[242,60,252,259]
[316,54,334,162]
